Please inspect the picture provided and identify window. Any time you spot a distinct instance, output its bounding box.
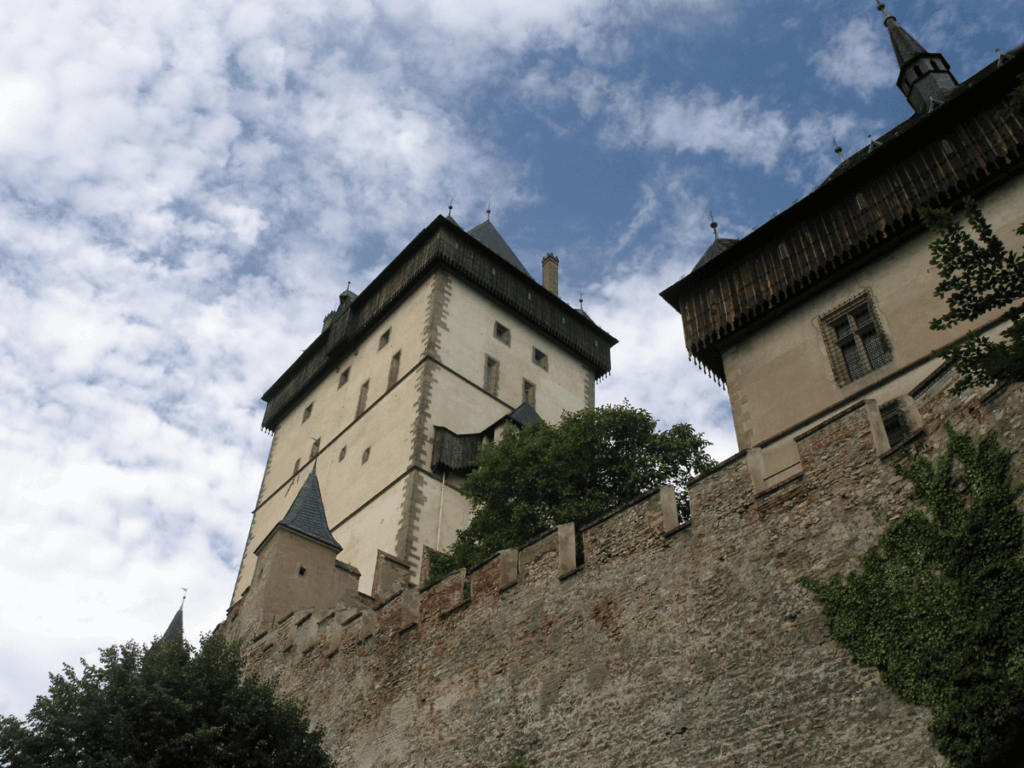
[293,458,301,475]
[361,447,371,464]
[338,446,347,462]
[357,380,370,416]
[338,367,350,388]
[302,403,313,422]
[378,329,390,350]
[494,322,510,345]
[309,439,320,461]
[533,348,548,371]
[820,294,891,386]
[523,379,536,408]
[484,357,499,395]
[881,400,912,448]
[388,351,401,390]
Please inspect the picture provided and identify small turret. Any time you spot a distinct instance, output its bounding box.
[877,2,958,115]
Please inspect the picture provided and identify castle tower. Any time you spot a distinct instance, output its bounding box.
[230,215,617,605]
[661,17,1023,490]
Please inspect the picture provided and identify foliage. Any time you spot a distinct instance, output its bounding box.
[917,81,1024,395]
[0,632,332,768]
[428,401,715,581]
[917,198,1024,394]
[800,427,1024,768]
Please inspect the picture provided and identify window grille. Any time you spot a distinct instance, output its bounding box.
[820,294,892,386]
[881,400,912,447]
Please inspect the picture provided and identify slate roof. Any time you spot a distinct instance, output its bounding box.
[883,15,927,68]
[466,220,533,277]
[504,402,542,428]
[693,237,741,271]
[431,402,545,473]
[274,466,341,551]
[156,606,183,647]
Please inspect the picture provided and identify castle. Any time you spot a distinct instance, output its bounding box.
[220,8,1024,766]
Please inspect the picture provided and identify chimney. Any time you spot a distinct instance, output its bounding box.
[542,253,559,296]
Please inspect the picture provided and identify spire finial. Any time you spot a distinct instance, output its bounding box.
[833,138,845,161]
[448,196,454,218]
[579,291,584,310]
[486,202,491,221]
[876,1,895,21]
[706,209,719,240]
[180,587,187,608]
[346,281,351,291]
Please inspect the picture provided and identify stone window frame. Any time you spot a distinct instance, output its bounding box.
[819,292,892,386]
[522,379,536,408]
[338,445,347,462]
[378,328,391,350]
[494,322,511,345]
[361,446,371,464]
[388,351,401,390]
[880,399,912,448]
[484,356,499,396]
[309,439,320,461]
[302,402,313,422]
[338,366,350,389]
[356,380,370,416]
[533,347,548,371]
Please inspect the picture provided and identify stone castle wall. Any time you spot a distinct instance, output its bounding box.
[219,368,1024,767]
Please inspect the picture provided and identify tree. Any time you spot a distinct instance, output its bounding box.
[427,401,715,580]
[918,198,1024,394]
[0,632,332,768]
[918,80,1024,395]
[800,427,1024,768]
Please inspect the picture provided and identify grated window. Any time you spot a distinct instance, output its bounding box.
[820,293,892,386]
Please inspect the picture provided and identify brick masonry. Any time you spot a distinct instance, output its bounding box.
[219,370,1023,767]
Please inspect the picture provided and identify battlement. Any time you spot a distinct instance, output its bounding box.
[219,370,1023,767]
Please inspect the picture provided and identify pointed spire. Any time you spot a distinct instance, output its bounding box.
[155,605,184,647]
[877,2,958,116]
[271,466,341,552]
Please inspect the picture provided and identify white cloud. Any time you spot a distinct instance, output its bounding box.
[809,18,895,101]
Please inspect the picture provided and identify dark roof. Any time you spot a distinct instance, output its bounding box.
[693,237,741,271]
[884,16,927,68]
[504,402,542,428]
[446,214,461,228]
[156,606,183,646]
[466,220,533,277]
[273,467,341,552]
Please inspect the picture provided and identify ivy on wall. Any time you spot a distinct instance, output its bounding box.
[800,427,1024,768]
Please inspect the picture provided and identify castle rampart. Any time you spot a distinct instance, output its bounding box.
[219,369,1022,767]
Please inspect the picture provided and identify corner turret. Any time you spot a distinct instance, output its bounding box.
[877,2,958,115]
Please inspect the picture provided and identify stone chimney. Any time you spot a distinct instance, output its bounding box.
[542,253,559,296]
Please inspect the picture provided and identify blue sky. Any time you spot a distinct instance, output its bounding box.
[1,0,1021,718]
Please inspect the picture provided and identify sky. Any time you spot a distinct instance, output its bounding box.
[1,0,1021,719]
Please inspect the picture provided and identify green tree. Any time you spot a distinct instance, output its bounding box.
[0,633,332,768]
[918,198,1024,394]
[428,401,715,580]
[800,427,1024,768]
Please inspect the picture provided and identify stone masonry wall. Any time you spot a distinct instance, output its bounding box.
[220,371,1023,768]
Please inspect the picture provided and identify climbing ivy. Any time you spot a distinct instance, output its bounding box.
[800,427,1024,768]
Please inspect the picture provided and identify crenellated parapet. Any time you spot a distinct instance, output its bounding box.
[217,374,1022,767]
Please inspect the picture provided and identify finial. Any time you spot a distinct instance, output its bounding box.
[180,587,187,607]
[346,281,351,291]
[448,196,455,217]
[833,138,845,161]
[997,48,1004,66]
[579,291,584,310]
[486,203,491,221]
[706,209,719,240]
[876,1,895,21]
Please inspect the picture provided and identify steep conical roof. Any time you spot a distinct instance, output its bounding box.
[156,606,183,647]
[693,237,740,271]
[882,14,927,68]
[466,219,532,276]
[877,3,958,115]
[273,466,341,552]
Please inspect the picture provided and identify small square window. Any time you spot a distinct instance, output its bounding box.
[338,367,350,388]
[302,403,313,422]
[494,322,511,345]
[523,379,536,408]
[338,446,347,462]
[484,357,499,395]
[881,401,912,448]
[820,294,892,386]
[362,447,371,464]
[533,348,548,371]
[378,329,390,350]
